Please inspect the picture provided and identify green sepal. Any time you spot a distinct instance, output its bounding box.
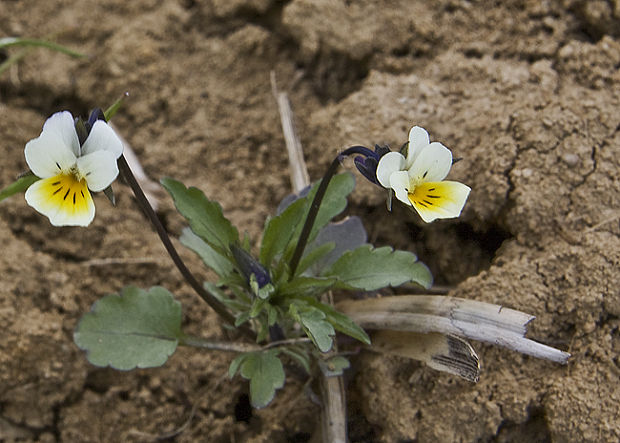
[102,185,116,205]
[104,92,129,121]
[0,172,39,202]
[73,286,182,370]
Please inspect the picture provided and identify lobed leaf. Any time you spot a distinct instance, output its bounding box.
[290,302,336,353]
[230,351,285,408]
[322,245,433,291]
[73,286,182,370]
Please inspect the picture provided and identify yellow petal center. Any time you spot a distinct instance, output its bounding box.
[41,173,92,216]
[406,180,470,223]
[407,182,446,209]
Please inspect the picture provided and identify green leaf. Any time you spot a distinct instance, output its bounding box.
[305,172,355,243]
[180,227,234,277]
[259,196,307,267]
[319,355,350,377]
[306,299,371,345]
[103,92,129,121]
[73,286,182,370]
[234,311,251,327]
[228,353,246,379]
[260,173,355,269]
[203,282,248,312]
[290,303,335,353]
[0,37,86,57]
[322,245,433,291]
[295,242,335,276]
[280,347,311,374]
[278,276,337,298]
[161,178,239,253]
[308,216,367,274]
[237,351,285,408]
[0,172,39,202]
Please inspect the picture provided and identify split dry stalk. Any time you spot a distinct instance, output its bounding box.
[272,72,347,443]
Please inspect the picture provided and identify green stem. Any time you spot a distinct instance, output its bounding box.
[117,155,253,337]
[180,335,260,352]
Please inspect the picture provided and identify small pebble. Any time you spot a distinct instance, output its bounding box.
[562,153,579,167]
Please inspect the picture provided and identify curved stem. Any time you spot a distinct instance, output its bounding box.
[118,155,253,338]
[288,146,368,279]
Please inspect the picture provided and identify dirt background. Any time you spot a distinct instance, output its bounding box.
[1,0,619,441]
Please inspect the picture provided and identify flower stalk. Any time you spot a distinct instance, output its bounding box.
[288,146,371,279]
[117,155,253,337]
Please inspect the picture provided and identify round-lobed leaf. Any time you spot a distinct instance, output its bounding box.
[74,286,182,370]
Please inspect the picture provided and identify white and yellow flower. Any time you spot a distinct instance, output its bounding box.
[24,111,123,226]
[376,126,470,223]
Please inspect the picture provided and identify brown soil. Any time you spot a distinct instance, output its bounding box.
[1,0,619,441]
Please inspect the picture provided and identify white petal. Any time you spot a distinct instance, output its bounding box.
[376,151,406,188]
[407,142,453,184]
[406,126,430,167]
[81,120,124,159]
[25,131,78,178]
[25,175,95,227]
[389,170,412,206]
[409,181,471,223]
[77,150,119,192]
[41,111,80,157]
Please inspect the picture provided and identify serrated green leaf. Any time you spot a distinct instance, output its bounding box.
[322,245,433,290]
[237,351,285,408]
[306,299,371,345]
[278,276,337,298]
[290,303,335,353]
[180,227,234,277]
[228,353,247,378]
[73,286,182,370]
[0,172,39,202]
[259,196,307,267]
[161,178,239,252]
